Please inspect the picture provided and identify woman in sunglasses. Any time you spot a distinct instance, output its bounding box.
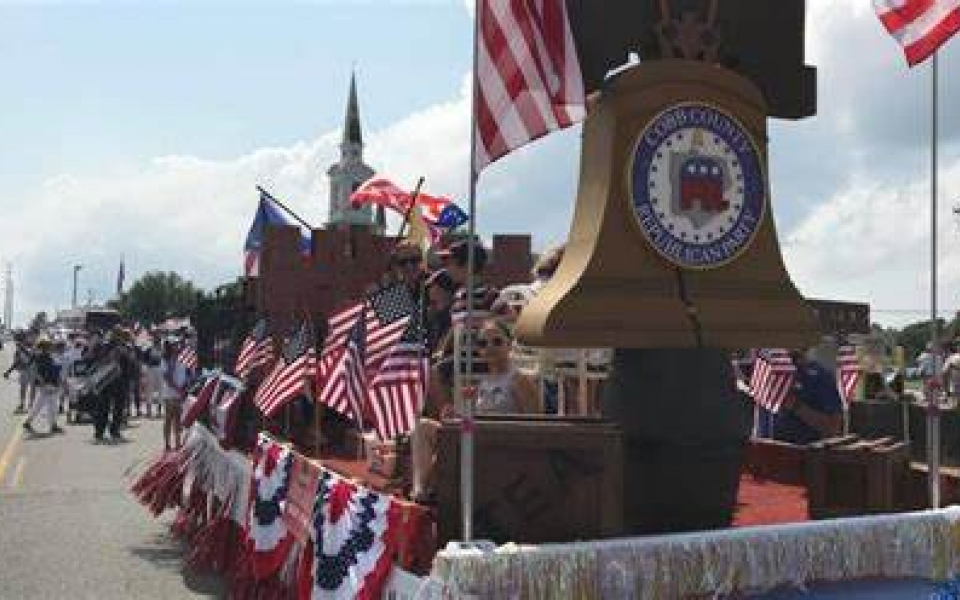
[410,318,539,503]
[475,319,540,415]
[389,242,425,290]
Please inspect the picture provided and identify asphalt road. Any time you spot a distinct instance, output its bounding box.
[0,346,224,599]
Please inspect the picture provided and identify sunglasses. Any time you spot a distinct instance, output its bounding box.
[477,337,507,348]
[396,256,422,267]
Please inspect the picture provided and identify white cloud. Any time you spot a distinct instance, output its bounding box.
[4,1,959,333]
[0,77,478,327]
[783,157,960,328]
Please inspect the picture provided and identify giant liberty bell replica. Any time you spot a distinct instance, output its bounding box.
[517,61,816,348]
[517,2,818,534]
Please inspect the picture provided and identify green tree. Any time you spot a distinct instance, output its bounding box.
[191,279,251,369]
[116,271,200,325]
[896,318,947,362]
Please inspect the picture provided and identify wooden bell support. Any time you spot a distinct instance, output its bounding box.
[517,61,817,349]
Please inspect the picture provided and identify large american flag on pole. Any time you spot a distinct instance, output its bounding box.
[234,319,274,381]
[748,349,797,413]
[874,0,960,66]
[474,0,585,173]
[253,321,316,418]
[349,177,417,216]
[837,345,862,405]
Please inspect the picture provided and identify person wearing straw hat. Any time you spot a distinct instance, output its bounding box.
[22,335,64,435]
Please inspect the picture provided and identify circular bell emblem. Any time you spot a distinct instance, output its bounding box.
[630,103,765,269]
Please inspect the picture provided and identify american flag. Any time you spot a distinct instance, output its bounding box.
[837,345,862,404]
[350,176,465,242]
[474,0,585,173]
[316,283,417,431]
[210,378,243,444]
[349,177,417,215]
[748,349,797,413]
[253,321,317,418]
[181,373,220,428]
[874,0,960,66]
[367,283,428,439]
[177,345,198,371]
[368,343,429,440]
[234,319,274,381]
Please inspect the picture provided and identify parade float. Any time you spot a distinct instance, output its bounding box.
[130,1,960,597]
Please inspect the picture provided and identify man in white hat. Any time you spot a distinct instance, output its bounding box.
[23,336,64,434]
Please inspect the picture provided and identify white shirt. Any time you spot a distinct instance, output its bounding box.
[943,353,960,395]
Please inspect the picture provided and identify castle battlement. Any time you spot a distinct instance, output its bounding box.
[246,224,534,333]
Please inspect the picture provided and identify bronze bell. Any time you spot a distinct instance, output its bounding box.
[516,60,817,349]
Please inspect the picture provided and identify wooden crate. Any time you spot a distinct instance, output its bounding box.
[806,435,910,519]
[435,416,624,546]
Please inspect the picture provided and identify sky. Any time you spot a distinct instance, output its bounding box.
[0,1,958,329]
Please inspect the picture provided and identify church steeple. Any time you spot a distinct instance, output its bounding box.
[343,72,363,148]
[327,71,375,229]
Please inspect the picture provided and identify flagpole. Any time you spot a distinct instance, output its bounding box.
[928,51,941,510]
[459,0,481,544]
[256,186,315,231]
[396,177,426,240]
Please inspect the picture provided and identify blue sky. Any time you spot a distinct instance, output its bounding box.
[1,1,959,328]
[0,2,468,194]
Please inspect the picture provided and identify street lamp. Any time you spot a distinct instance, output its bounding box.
[72,264,82,308]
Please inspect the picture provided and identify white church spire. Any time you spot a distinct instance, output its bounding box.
[327,71,375,229]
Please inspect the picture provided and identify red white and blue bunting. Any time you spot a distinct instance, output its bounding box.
[245,434,295,580]
[133,425,431,599]
[300,471,402,600]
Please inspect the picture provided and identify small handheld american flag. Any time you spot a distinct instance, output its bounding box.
[177,345,198,372]
[316,283,421,438]
[253,321,316,418]
[836,345,862,405]
[368,342,429,441]
[234,319,274,381]
[748,349,797,413]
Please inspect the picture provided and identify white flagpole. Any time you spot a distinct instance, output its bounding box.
[928,51,941,510]
[459,0,481,543]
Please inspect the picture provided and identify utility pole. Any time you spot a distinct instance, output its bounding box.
[3,263,12,330]
[72,264,82,309]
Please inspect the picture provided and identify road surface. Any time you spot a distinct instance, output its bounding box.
[0,346,224,599]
